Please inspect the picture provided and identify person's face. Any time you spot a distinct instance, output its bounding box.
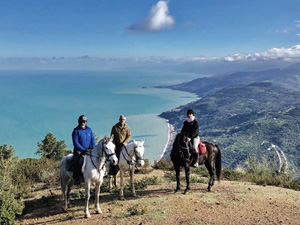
[80,120,87,128]
[187,113,193,118]
[119,116,126,125]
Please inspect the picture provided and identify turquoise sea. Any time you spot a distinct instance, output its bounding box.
[0,70,200,163]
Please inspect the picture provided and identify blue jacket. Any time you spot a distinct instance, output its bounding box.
[72,125,95,152]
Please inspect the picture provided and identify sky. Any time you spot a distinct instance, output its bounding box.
[0,0,300,70]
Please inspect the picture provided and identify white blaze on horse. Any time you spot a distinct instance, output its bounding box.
[60,136,118,218]
[109,140,145,200]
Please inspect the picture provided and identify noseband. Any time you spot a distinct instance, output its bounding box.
[122,144,144,166]
[88,141,116,171]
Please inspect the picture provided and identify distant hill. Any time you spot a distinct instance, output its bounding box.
[154,62,300,97]
[160,82,300,170]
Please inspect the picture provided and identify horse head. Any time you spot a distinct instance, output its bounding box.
[103,135,118,166]
[133,140,145,167]
[173,133,190,161]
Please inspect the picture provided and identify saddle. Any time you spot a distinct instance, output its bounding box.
[188,141,207,155]
[66,155,85,172]
[198,142,207,155]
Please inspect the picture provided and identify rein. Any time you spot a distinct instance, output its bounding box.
[88,141,116,172]
[121,144,144,167]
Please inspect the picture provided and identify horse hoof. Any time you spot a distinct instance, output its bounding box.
[174,188,180,193]
[96,209,102,214]
[183,189,190,194]
[207,188,211,192]
[84,213,91,218]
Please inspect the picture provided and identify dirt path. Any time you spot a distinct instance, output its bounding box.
[19,170,300,225]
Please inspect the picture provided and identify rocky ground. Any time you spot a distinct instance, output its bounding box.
[19,169,300,225]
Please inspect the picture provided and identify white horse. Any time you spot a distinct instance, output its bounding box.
[109,140,145,200]
[60,136,118,218]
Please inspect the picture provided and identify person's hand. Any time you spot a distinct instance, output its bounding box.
[85,149,91,154]
[187,138,191,142]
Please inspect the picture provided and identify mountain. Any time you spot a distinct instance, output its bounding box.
[155,62,300,97]
[160,82,300,170]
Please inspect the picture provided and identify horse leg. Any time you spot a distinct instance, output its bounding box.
[119,170,125,200]
[66,181,73,208]
[174,164,181,193]
[61,178,68,211]
[205,161,214,192]
[183,165,190,194]
[108,175,113,192]
[94,181,102,214]
[130,167,136,197]
[84,180,91,218]
[108,174,117,193]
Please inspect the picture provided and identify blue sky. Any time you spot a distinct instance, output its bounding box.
[0,0,300,69]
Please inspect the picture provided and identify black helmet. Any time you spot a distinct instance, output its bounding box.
[187,109,194,116]
[78,115,88,124]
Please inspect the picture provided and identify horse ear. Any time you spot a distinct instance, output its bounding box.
[110,134,114,142]
[142,140,145,145]
[103,135,108,143]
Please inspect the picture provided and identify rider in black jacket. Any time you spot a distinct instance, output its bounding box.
[181,109,200,167]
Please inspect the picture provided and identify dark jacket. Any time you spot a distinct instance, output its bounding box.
[72,125,95,152]
[181,119,199,139]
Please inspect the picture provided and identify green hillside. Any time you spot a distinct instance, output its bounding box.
[155,62,300,97]
[160,82,300,171]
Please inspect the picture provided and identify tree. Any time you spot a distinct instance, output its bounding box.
[0,144,14,162]
[36,133,71,161]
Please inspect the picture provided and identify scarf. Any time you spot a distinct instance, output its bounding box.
[186,116,195,123]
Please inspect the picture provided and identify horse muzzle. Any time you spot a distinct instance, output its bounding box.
[109,155,118,166]
[137,159,145,167]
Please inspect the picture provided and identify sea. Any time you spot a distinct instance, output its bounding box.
[0,70,200,163]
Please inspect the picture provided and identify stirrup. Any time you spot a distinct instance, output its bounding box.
[191,162,199,168]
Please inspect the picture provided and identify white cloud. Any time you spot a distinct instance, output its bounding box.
[224,45,300,62]
[127,1,174,33]
[296,20,300,28]
[267,29,289,34]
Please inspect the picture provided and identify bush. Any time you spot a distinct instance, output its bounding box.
[153,159,173,171]
[0,156,24,224]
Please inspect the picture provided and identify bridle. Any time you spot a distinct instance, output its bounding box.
[88,140,116,171]
[121,144,144,167]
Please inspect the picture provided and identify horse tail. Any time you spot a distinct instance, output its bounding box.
[215,144,222,181]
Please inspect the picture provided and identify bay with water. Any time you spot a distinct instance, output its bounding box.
[0,70,200,163]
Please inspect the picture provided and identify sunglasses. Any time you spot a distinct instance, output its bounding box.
[81,121,87,123]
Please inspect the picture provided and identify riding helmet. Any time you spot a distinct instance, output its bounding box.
[78,115,88,124]
[187,109,194,116]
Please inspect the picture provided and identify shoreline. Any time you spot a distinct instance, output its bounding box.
[156,119,174,162]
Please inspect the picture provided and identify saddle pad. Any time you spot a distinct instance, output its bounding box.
[197,142,207,154]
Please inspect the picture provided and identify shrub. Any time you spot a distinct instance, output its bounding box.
[153,159,173,171]
[0,156,24,224]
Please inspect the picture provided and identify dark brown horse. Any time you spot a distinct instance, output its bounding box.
[170,133,221,193]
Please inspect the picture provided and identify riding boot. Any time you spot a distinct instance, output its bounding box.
[72,151,82,185]
[108,164,119,176]
[191,153,199,168]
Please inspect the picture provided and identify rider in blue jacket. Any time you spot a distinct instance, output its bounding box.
[72,115,95,185]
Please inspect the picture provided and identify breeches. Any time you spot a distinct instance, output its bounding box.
[192,136,200,153]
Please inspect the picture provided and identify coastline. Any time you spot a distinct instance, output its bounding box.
[156,119,175,162]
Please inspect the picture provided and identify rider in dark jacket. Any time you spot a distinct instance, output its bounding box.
[181,109,200,167]
[72,115,95,185]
